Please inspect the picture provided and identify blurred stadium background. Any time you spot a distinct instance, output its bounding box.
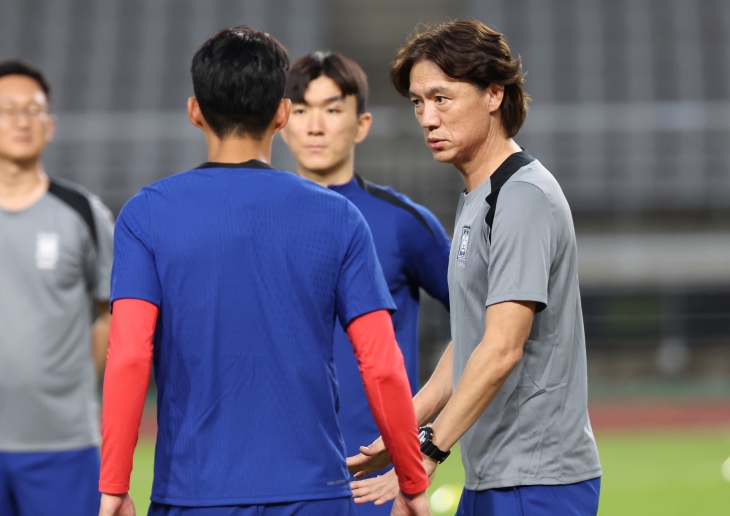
[3,0,730,514]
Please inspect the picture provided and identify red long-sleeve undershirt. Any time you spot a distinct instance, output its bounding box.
[346,310,428,494]
[99,298,156,494]
[98,302,428,496]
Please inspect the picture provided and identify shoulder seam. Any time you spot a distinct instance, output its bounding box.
[47,179,98,248]
[484,151,536,241]
[355,174,436,238]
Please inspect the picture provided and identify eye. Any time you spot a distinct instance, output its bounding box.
[410,98,421,107]
[326,107,341,114]
[435,96,447,104]
[293,108,306,115]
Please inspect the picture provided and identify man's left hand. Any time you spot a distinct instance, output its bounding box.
[99,493,135,516]
[350,457,439,505]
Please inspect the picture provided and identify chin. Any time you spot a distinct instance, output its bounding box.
[1,148,43,163]
[430,148,457,164]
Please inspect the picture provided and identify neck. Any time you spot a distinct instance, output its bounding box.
[0,157,49,211]
[205,131,274,165]
[296,151,355,187]
[454,125,522,193]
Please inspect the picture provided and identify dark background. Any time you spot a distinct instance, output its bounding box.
[3,0,729,393]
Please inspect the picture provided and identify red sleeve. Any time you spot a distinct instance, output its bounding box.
[346,310,429,495]
[98,298,157,494]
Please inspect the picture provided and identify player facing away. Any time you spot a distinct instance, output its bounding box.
[280,52,451,515]
[98,26,431,516]
[0,61,115,516]
[348,20,602,516]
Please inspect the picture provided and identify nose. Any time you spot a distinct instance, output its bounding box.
[307,109,325,136]
[419,102,440,131]
[15,111,32,128]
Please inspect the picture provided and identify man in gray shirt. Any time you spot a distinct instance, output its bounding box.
[348,21,601,516]
[0,61,114,516]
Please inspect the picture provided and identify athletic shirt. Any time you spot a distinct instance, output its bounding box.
[0,179,114,452]
[449,151,602,490]
[328,175,450,460]
[110,161,396,506]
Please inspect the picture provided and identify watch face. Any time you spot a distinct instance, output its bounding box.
[418,427,431,445]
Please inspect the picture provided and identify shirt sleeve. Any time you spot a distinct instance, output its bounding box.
[346,310,429,495]
[87,196,115,301]
[99,298,157,494]
[402,205,451,310]
[110,191,162,307]
[335,201,396,327]
[486,181,553,312]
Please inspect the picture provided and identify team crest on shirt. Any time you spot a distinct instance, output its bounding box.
[456,226,470,264]
[36,232,60,270]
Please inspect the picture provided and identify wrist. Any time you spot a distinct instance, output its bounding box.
[417,426,451,464]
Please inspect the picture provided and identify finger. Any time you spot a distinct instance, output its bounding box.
[352,485,384,504]
[359,445,376,456]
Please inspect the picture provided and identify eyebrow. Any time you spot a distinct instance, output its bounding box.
[294,95,345,107]
[408,85,455,98]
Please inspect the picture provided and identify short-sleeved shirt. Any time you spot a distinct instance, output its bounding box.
[448,151,601,491]
[328,175,450,461]
[110,161,395,506]
[0,178,114,452]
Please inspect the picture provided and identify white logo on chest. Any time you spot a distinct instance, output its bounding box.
[36,233,60,270]
[456,226,470,265]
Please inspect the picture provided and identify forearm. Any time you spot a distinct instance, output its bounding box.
[99,299,157,494]
[91,312,112,375]
[413,342,453,426]
[431,340,520,451]
[430,301,535,452]
[347,311,429,495]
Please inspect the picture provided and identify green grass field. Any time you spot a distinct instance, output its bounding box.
[128,430,730,515]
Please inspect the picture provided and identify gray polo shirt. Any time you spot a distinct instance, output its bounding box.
[0,178,114,452]
[449,151,601,490]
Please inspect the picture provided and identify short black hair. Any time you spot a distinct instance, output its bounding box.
[191,26,289,140]
[0,60,51,101]
[285,52,369,115]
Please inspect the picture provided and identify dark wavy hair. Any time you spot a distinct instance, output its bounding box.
[390,20,529,138]
[285,52,369,115]
[191,26,289,140]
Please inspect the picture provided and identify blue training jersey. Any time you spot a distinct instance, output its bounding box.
[328,175,450,461]
[110,161,396,506]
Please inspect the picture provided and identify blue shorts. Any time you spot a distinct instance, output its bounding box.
[455,477,601,516]
[147,497,356,516]
[352,498,392,516]
[0,447,101,516]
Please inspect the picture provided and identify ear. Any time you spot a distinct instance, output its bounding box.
[486,83,504,114]
[353,112,373,144]
[187,97,206,130]
[44,114,57,143]
[272,98,291,134]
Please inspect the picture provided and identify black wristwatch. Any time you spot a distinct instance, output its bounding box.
[418,426,450,463]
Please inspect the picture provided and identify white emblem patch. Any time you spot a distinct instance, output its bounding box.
[457,226,470,261]
[36,233,60,270]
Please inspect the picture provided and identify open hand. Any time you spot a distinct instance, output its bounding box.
[350,456,439,506]
[392,490,431,516]
[351,468,399,505]
[346,436,391,478]
[99,493,136,516]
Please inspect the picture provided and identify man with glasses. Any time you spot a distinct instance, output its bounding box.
[0,60,115,516]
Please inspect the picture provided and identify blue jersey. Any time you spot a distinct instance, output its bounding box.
[110,161,395,506]
[328,175,450,460]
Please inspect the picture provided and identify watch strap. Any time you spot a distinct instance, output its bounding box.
[418,426,450,463]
